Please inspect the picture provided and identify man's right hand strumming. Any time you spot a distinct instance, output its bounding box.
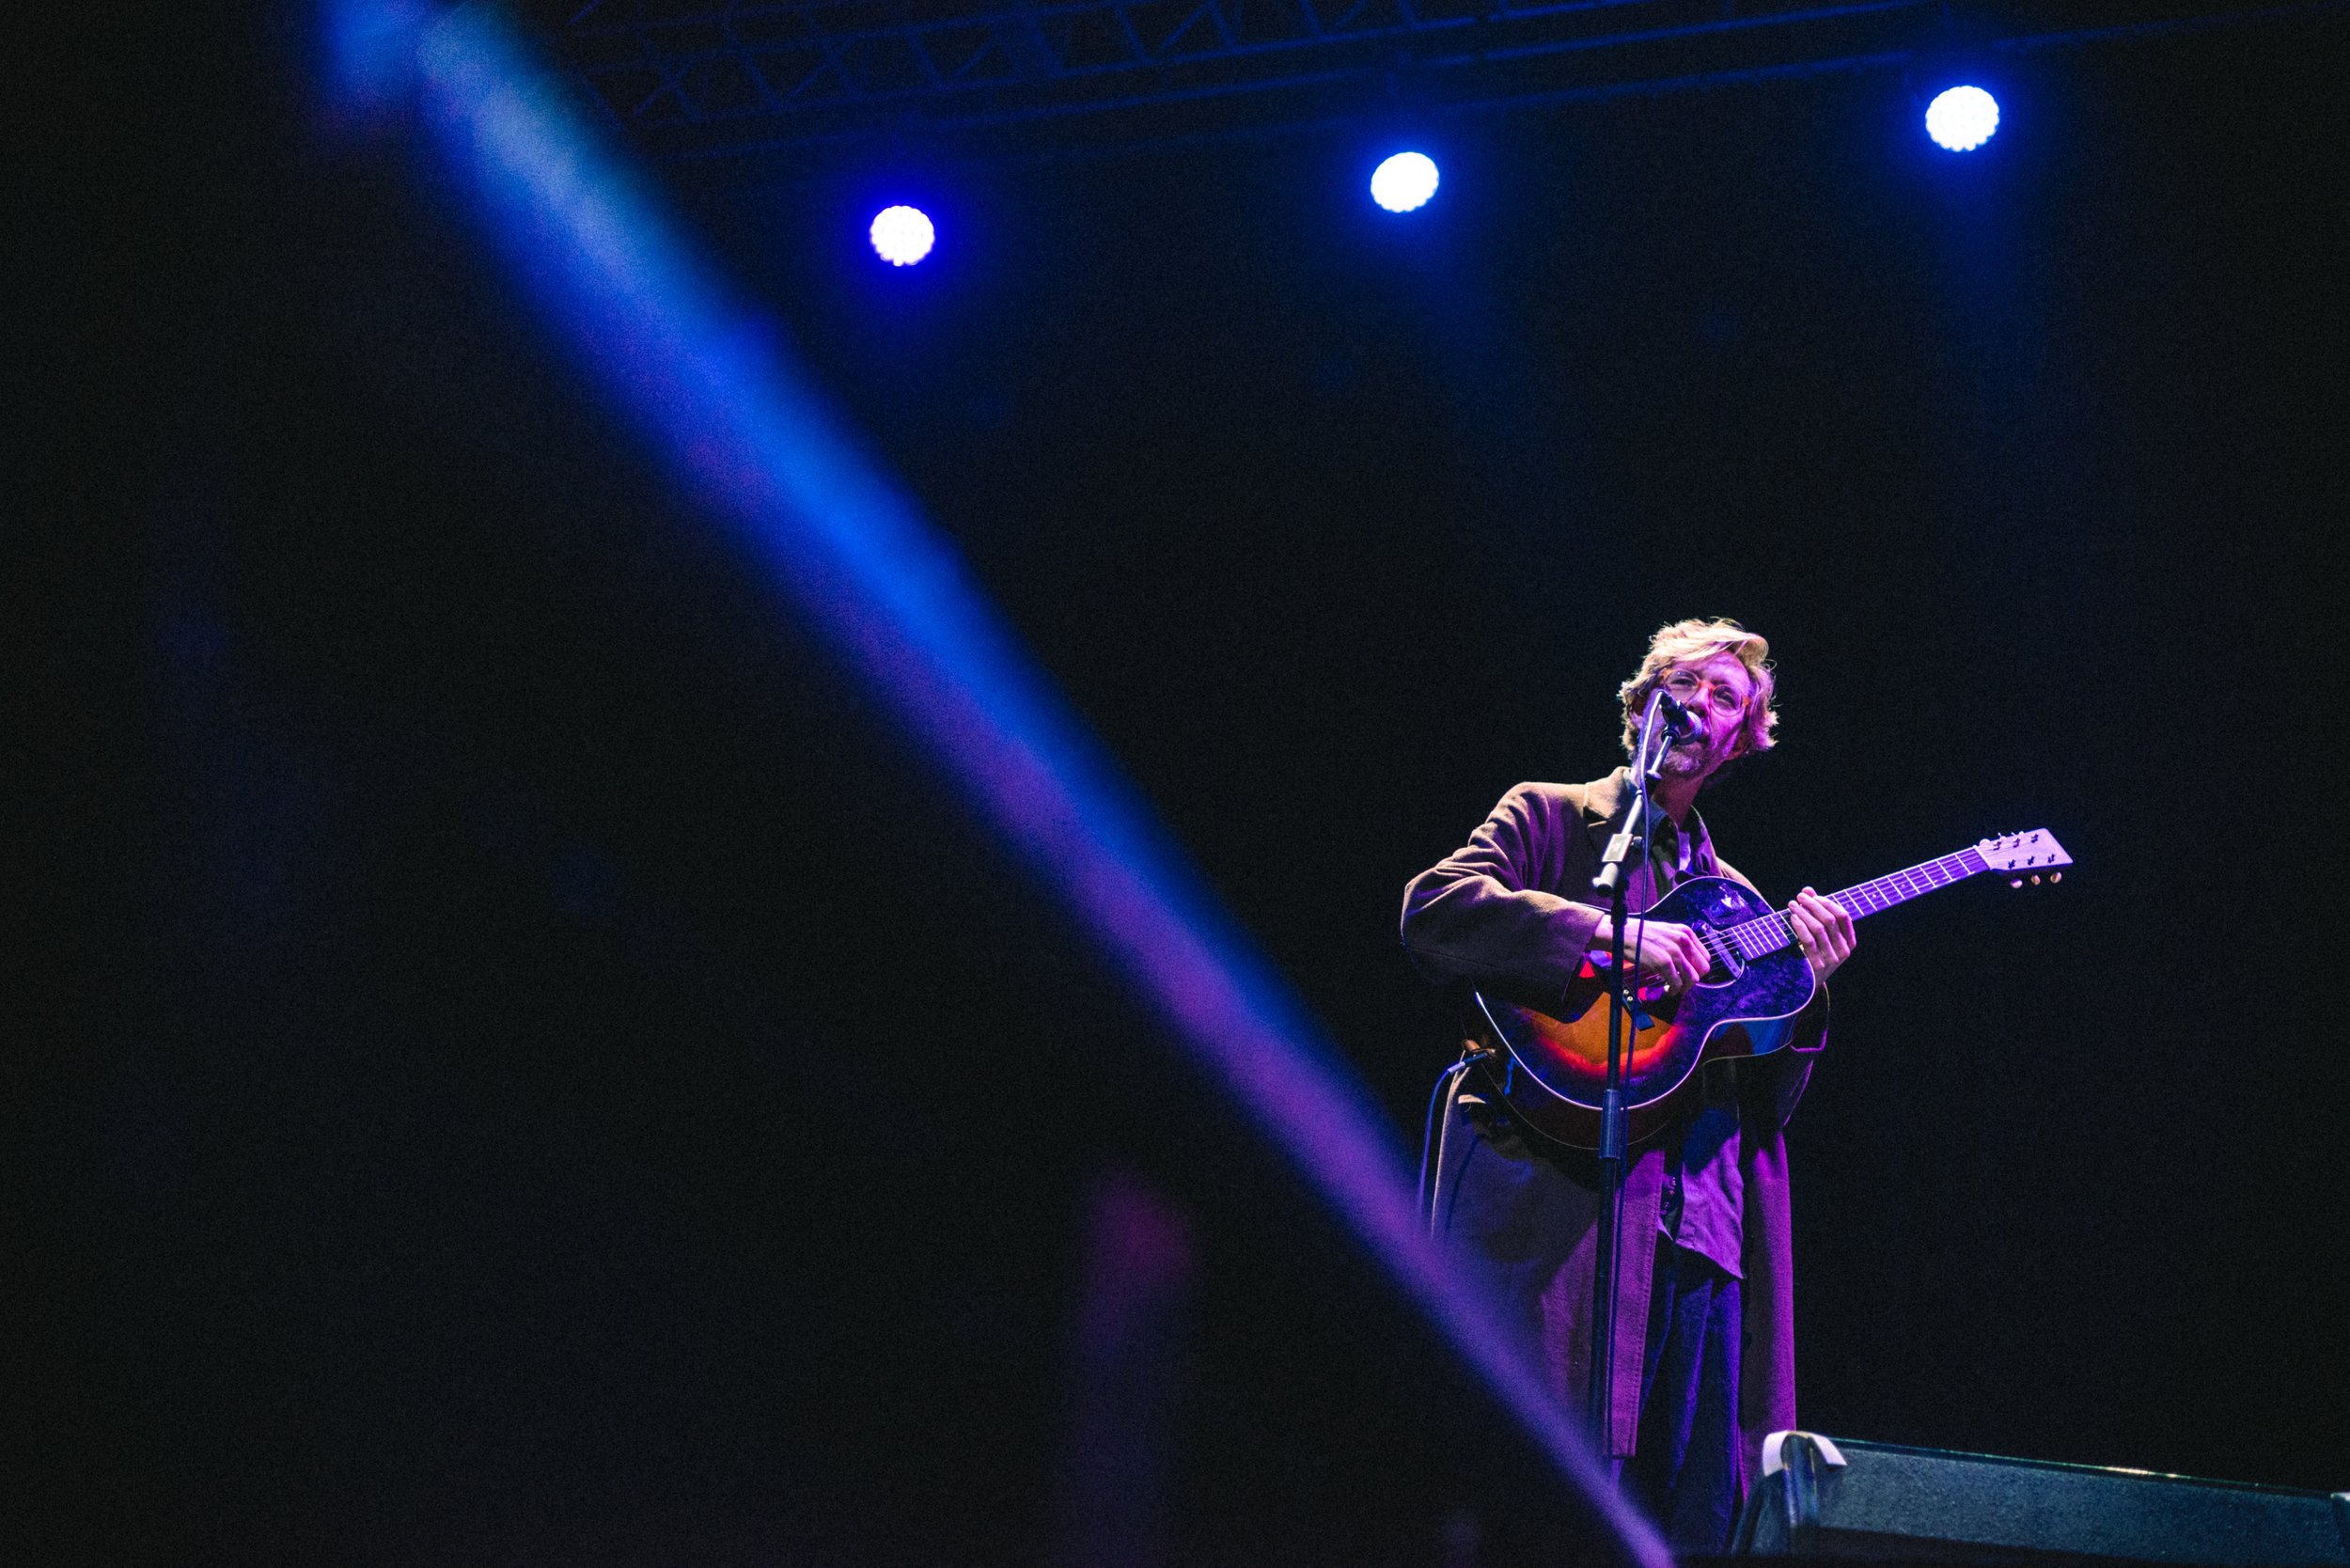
[1589,917,1712,995]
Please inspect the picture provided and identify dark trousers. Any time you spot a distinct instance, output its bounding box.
[1428,1087,1746,1549]
[1622,1241,1743,1553]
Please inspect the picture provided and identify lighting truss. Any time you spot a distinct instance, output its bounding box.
[532,0,2345,159]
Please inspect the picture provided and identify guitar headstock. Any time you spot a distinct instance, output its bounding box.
[1979,828,2072,886]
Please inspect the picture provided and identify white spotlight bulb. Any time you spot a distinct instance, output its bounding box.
[1370,151,1440,213]
[870,205,935,266]
[1924,86,2000,151]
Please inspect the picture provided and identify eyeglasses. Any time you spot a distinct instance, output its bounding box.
[1660,669,1749,718]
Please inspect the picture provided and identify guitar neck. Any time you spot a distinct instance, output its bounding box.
[1719,847,1990,960]
[1827,848,1992,921]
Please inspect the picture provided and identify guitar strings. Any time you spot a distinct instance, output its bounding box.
[1712,847,1991,957]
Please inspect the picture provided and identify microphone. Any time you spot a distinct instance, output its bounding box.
[1653,690,1701,741]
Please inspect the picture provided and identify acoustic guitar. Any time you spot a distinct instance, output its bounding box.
[1468,828,2073,1150]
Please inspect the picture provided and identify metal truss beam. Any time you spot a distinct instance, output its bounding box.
[526,0,2348,160]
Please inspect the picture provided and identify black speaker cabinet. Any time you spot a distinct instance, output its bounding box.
[1733,1434,2350,1566]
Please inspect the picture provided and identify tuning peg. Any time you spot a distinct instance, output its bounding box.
[2030,874,2042,885]
[2050,871,2061,883]
[2010,878,2023,888]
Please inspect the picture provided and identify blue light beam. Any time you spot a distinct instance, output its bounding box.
[321,10,1663,1553]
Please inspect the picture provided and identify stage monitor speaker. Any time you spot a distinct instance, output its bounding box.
[1733,1433,2350,1566]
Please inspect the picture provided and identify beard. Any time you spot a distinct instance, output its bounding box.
[1655,735,1707,772]
[1653,732,1728,780]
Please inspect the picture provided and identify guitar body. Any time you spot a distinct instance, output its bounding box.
[1469,874,1819,1152]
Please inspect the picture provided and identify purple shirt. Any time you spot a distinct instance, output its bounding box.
[1637,810,1745,1280]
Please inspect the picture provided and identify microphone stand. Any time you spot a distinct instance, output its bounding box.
[1584,688,1671,1449]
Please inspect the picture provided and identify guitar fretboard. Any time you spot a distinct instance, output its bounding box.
[1718,848,1990,962]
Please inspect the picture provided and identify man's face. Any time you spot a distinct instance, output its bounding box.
[1650,651,1755,782]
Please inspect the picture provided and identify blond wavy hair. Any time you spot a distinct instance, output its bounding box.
[1617,618,1778,760]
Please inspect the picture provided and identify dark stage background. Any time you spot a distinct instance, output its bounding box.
[10,7,2347,1563]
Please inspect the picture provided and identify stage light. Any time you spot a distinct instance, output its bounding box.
[870,205,935,266]
[1370,151,1439,212]
[1924,86,2000,151]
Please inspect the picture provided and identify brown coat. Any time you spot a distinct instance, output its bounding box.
[1401,772,1827,1482]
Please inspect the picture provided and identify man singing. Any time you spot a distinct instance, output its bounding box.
[1401,618,1854,1550]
